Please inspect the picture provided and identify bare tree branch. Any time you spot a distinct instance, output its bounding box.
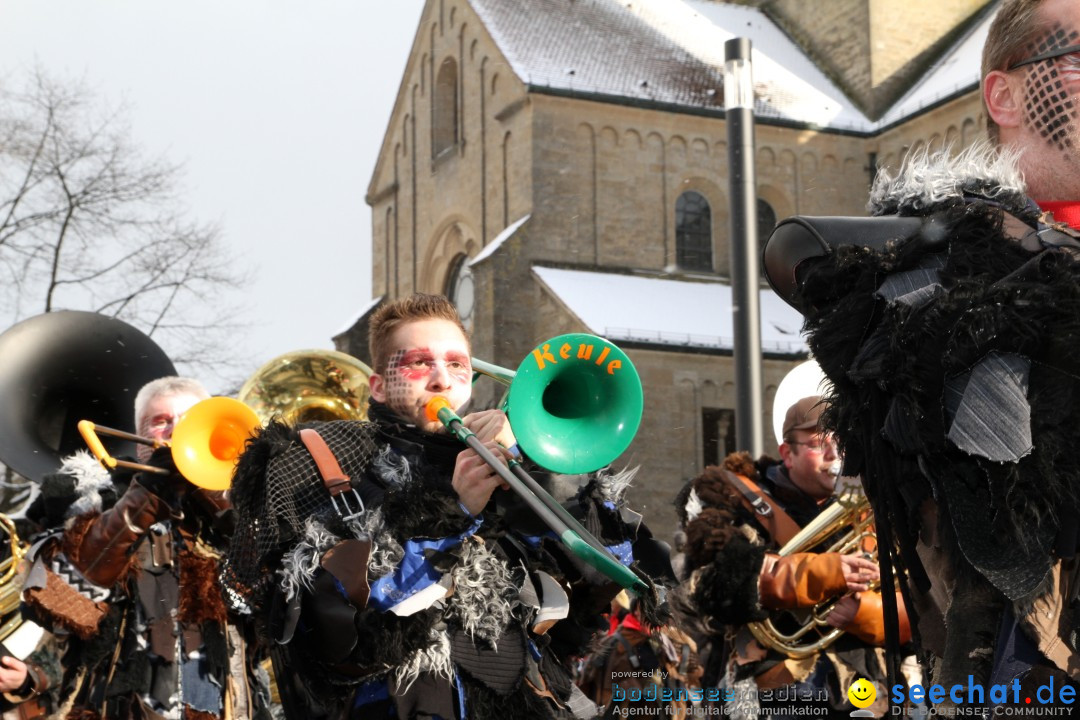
[0,66,251,378]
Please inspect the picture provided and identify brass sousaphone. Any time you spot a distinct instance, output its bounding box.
[238,349,372,425]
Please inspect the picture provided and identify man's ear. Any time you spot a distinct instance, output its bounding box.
[984,70,1024,131]
[778,442,794,469]
[369,373,386,402]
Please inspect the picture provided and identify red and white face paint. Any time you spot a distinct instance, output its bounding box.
[370,318,473,432]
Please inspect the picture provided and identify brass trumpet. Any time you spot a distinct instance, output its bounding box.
[746,486,878,659]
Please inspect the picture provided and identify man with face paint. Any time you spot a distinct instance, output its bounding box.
[366,310,518,517]
[675,397,907,718]
[757,1,1080,707]
[223,293,670,720]
[983,0,1080,226]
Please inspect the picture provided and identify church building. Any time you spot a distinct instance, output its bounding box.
[336,0,995,530]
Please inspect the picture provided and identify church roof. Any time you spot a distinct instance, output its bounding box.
[532,265,807,356]
[468,0,992,133]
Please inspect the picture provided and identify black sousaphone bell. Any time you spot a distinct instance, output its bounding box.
[0,311,176,482]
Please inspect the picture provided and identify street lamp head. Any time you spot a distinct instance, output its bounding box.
[724,37,754,110]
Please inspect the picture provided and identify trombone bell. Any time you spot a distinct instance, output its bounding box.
[171,398,260,491]
[79,398,260,492]
[473,334,643,474]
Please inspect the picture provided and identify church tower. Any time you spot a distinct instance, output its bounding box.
[739,0,991,118]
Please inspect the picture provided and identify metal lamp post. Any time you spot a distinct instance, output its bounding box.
[725,37,764,457]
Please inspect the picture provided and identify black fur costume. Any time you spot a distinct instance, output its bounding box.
[222,400,670,720]
[770,145,1080,693]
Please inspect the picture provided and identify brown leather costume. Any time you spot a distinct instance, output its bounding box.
[23,454,270,720]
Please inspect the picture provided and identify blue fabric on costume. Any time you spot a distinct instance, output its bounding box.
[353,677,390,707]
[367,516,482,612]
[181,654,224,715]
[606,539,633,566]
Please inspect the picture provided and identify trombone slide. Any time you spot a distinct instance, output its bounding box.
[425,398,648,595]
[77,420,169,475]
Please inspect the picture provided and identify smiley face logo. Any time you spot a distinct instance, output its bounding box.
[847,678,876,709]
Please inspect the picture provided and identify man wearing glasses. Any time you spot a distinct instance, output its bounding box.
[983,0,1080,226]
[676,396,908,718]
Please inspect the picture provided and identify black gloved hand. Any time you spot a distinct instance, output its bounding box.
[135,446,186,506]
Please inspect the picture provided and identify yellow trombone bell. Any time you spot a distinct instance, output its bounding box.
[171,397,260,491]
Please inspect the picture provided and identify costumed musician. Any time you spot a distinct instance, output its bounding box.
[758,0,1080,708]
[21,376,271,719]
[221,293,672,720]
[756,0,1080,708]
[674,395,910,718]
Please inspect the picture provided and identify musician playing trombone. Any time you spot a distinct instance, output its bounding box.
[21,377,272,720]
[675,396,910,718]
[222,293,671,720]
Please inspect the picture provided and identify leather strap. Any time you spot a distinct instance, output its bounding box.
[299,428,351,497]
[321,539,372,609]
[299,428,365,521]
[722,470,800,547]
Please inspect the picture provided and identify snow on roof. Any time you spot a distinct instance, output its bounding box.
[469,0,992,134]
[470,0,726,112]
[680,0,871,129]
[333,295,383,338]
[532,266,807,355]
[471,214,530,266]
[470,0,870,129]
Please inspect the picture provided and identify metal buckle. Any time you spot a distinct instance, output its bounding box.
[750,496,773,517]
[330,487,365,523]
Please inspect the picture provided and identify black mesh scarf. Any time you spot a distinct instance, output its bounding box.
[221,400,465,616]
[793,176,1080,691]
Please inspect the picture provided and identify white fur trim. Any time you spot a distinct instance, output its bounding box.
[61,450,115,520]
[279,518,340,601]
[595,465,638,504]
[444,538,518,645]
[371,445,411,488]
[684,488,704,523]
[869,141,1026,216]
[345,507,402,578]
[391,629,454,694]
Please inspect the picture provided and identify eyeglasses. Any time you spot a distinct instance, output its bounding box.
[786,437,837,453]
[1008,42,1080,70]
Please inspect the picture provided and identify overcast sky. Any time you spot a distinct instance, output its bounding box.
[0,0,426,393]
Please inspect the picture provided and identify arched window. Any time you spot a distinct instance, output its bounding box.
[757,198,777,242]
[432,58,458,158]
[676,191,712,272]
[446,253,475,332]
